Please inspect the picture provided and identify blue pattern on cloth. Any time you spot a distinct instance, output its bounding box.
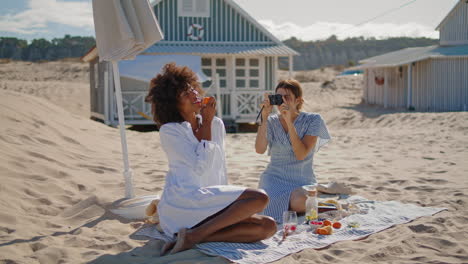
[259,112,331,223]
[134,196,446,264]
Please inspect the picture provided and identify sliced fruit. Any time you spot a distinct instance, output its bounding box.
[332,222,342,229]
[323,199,342,210]
[316,228,328,235]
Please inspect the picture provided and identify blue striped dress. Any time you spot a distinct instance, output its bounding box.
[258,112,331,223]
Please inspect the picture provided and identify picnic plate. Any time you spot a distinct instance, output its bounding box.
[318,205,337,213]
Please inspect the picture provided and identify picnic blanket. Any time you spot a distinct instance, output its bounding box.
[134,196,446,264]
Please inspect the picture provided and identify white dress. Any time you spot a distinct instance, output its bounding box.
[157,117,246,237]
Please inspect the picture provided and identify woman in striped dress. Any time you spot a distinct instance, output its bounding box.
[255,79,331,223]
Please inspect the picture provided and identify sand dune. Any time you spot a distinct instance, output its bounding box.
[0,61,467,263]
[0,61,90,118]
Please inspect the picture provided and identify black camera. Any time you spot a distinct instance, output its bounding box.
[268,94,283,105]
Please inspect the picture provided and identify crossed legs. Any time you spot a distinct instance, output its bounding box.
[162,188,277,255]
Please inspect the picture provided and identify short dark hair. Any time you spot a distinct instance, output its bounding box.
[275,79,304,110]
[145,63,202,126]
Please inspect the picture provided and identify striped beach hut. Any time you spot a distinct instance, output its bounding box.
[82,0,298,126]
[354,0,468,111]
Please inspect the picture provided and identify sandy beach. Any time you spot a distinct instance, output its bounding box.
[0,61,467,263]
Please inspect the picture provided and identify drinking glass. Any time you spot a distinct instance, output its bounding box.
[282,211,298,234]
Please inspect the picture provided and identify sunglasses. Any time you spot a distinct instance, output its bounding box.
[180,87,199,97]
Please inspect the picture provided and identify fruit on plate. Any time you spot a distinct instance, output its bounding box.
[323,220,332,226]
[309,221,323,226]
[316,225,333,235]
[333,222,342,229]
[316,228,328,235]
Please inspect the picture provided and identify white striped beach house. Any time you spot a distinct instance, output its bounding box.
[82,0,298,127]
[354,0,468,111]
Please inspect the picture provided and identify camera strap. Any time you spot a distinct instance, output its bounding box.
[255,105,264,125]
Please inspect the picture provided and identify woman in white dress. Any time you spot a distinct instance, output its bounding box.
[145,63,276,255]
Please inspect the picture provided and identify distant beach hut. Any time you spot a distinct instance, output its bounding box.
[82,0,299,126]
[353,0,468,111]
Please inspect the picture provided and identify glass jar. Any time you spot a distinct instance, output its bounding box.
[303,185,318,222]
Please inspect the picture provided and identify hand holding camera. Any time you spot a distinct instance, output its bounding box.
[259,93,275,120]
[269,94,293,124]
[268,94,283,106]
[257,93,289,124]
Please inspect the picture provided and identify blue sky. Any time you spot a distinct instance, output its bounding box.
[0,0,459,42]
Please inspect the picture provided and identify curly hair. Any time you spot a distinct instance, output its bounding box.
[275,79,304,110]
[145,63,203,126]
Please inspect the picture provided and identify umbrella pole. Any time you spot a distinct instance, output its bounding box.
[112,60,134,199]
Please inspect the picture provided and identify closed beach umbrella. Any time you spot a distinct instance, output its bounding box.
[92,0,163,218]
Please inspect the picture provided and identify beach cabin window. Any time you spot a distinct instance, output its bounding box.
[235,58,260,89]
[178,0,210,17]
[202,57,227,89]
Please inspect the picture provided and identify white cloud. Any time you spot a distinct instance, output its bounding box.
[0,1,439,41]
[0,0,93,34]
[260,20,439,41]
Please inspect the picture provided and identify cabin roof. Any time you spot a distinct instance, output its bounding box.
[143,42,298,56]
[151,0,285,45]
[83,0,298,62]
[82,41,297,62]
[353,44,468,69]
[81,46,98,62]
[435,0,465,30]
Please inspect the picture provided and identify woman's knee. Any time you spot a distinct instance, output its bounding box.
[253,189,269,210]
[257,188,269,201]
[241,189,269,210]
[289,187,307,212]
[259,216,277,239]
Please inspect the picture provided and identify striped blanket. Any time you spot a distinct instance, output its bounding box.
[134,196,445,264]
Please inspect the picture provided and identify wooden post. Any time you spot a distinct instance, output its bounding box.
[230,55,236,119]
[407,63,412,109]
[215,73,222,119]
[104,65,110,125]
[384,68,388,108]
[273,56,278,87]
[108,61,116,126]
[288,55,293,78]
[364,69,368,102]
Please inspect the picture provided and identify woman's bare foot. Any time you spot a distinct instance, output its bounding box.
[169,228,198,254]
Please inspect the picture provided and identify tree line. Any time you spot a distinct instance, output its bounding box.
[0,35,95,61]
[281,35,438,70]
[0,34,438,69]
